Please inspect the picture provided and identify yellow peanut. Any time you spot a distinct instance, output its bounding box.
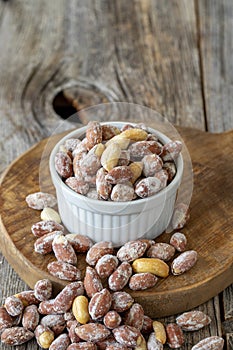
[72,295,90,324]
[153,321,166,344]
[132,258,169,278]
[91,143,105,158]
[120,128,148,141]
[105,134,130,150]
[135,335,147,349]
[129,162,143,184]
[38,330,54,349]
[101,142,122,171]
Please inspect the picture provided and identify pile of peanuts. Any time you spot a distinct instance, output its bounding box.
[53,121,182,201]
[1,121,222,349]
[8,190,223,349]
[0,278,224,349]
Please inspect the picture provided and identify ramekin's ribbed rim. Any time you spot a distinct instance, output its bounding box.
[49,121,183,212]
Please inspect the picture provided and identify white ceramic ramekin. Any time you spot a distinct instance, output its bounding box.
[49,122,183,246]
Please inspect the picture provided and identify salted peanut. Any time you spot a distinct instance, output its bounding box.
[102,124,121,140]
[132,258,169,278]
[97,335,126,349]
[31,220,64,238]
[161,140,182,162]
[89,143,105,158]
[79,153,101,176]
[135,335,147,350]
[120,128,148,141]
[86,241,114,266]
[52,234,77,265]
[112,325,142,347]
[147,243,175,262]
[34,279,52,301]
[142,154,163,177]
[86,120,102,149]
[48,261,82,281]
[55,151,73,178]
[153,321,166,344]
[1,326,34,346]
[95,254,119,279]
[129,272,158,291]
[89,288,112,320]
[72,296,90,324]
[154,169,169,189]
[35,324,55,349]
[64,138,81,152]
[34,230,63,254]
[4,296,24,317]
[75,323,110,342]
[117,240,147,263]
[135,177,162,198]
[105,134,130,150]
[38,299,56,315]
[111,183,135,202]
[105,165,133,184]
[66,233,93,252]
[0,307,13,333]
[191,336,224,350]
[67,320,81,343]
[41,207,61,224]
[171,250,198,275]
[139,239,155,250]
[25,192,57,210]
[171,203,190,230]
[101,142,122,171]
[73,152,87,176]
[53,281,84,313]
[176,310,211,331]
[129,161,143,184]
[111,291,134,312]
[129,141,162,159]
[103,311,121,329]
[65,177,89,195]
[118,149,130,166]
[96,167,112,200]
[84,267,103,298]
[49,333,71,350]
[166,323,184,348]
[147,332,163,350]
[40,314,65,329]
[124,303,144,330]
[108,262,132,291]
[22,304,39,331]
[67,343,97,350]
[141,315,153,334]
[15,291,39,307]
[163,161,176,181]
[86,188,99,200]
[170,232,187,252]
[51,323,66,337]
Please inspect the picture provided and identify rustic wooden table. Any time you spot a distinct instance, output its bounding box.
[0,1,232,349]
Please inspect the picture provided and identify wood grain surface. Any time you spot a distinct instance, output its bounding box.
[0,0,232,349]
[0,126,232,319]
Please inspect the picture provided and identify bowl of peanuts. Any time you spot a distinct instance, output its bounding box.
[49,116,184,246]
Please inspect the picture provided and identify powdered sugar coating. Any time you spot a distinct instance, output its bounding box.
[108,262,132,291]
[117,240,147,263]
[26,192,57,210]
[31,220,64,238]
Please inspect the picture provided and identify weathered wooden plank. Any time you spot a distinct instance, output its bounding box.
[0,0,231,349]
[197,0,233,132]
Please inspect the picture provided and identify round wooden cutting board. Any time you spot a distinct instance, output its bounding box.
[0,126,232,318]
